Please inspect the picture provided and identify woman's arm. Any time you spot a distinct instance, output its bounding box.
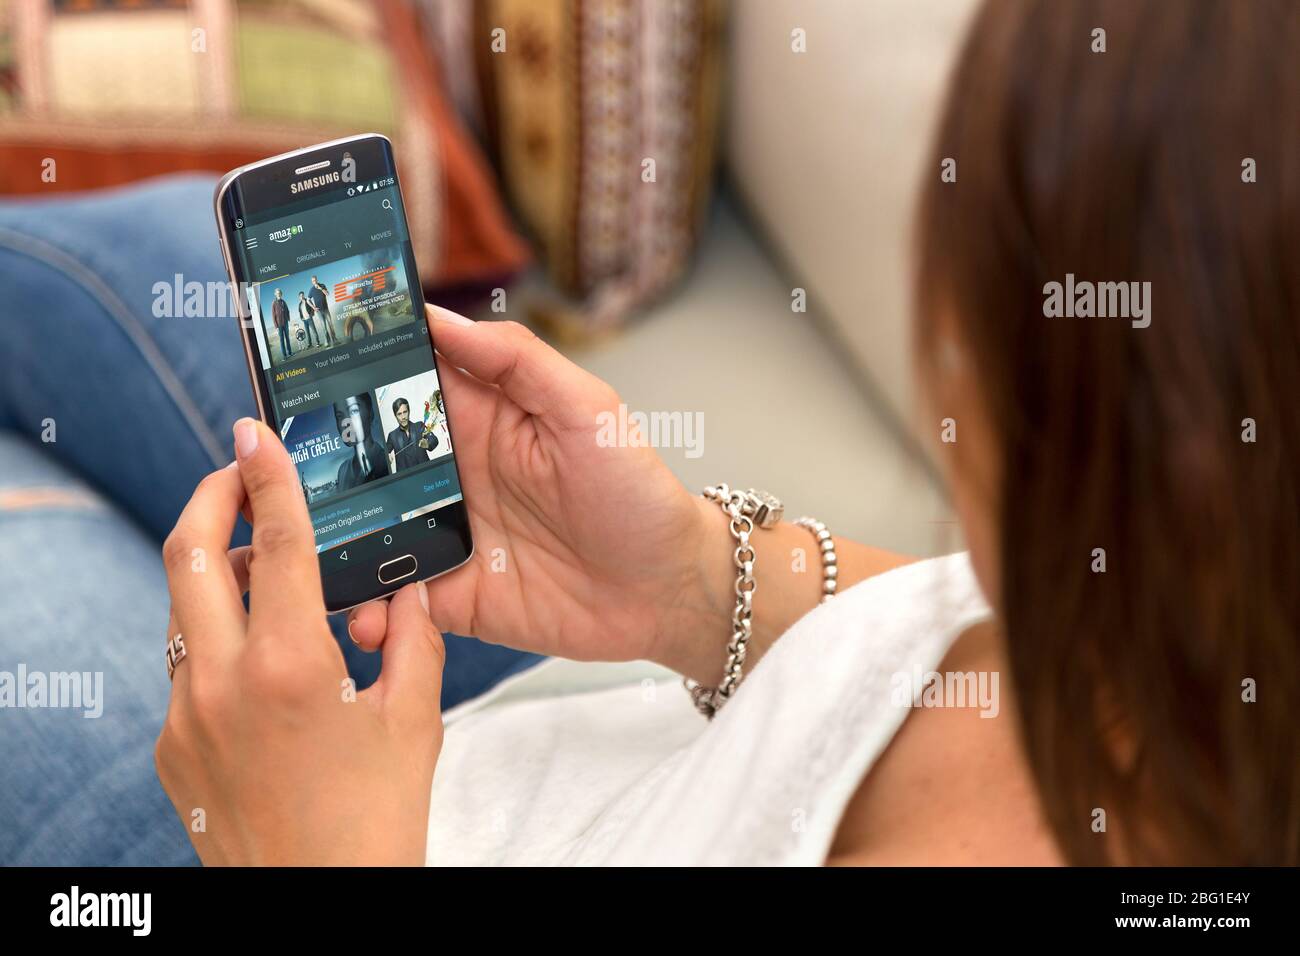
[156,419,444,865]
[654,499,915,685]
[343,306,913,688]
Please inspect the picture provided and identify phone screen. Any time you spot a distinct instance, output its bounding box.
[215,136,471,610]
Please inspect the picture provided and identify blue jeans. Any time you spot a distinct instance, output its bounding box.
[0,175,541,865]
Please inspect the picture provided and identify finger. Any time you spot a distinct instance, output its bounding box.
[227,546,251,596]
[162,463,250,656]
[163,609,191,695]
[429,350,500,432]
[421,563,479,638]
[346,599,389,653]
[232,418,326,633]
[425,305,611,427]
[363,583,444,733]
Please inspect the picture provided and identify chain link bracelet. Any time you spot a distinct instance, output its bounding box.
[684,488,840,720]
[684,483,783,719]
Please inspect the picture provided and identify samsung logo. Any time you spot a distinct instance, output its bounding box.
[290,171,341,194]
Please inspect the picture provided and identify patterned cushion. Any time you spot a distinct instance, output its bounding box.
[426,0,726,335]
[0,0,529,288]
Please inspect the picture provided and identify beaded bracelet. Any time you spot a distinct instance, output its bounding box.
[793,516,838,603]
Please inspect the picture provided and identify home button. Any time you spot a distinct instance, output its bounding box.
[377,554,418,585]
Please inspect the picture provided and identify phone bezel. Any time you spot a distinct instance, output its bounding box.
[213,134,474,614]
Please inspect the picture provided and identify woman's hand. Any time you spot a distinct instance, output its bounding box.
[348,307,730,676]
[155,419,444,866]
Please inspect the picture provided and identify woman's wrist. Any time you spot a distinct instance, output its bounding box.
[650,496,757,684]
[652,495,907,686]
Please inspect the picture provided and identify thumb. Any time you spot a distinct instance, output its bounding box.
[425,305,614,428]
[368,583,445,733]
[233,417,325,633]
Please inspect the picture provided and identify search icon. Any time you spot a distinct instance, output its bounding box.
[381,199,393,210]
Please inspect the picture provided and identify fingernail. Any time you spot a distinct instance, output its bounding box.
[233,418,259,459]
[347,619,360,646]
[431,305,474,327]
[415,583,430,615]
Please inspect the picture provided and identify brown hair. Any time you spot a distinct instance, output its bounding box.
[916,0,1299,864]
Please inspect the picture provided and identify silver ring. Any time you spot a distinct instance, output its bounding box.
[165,634,187,682]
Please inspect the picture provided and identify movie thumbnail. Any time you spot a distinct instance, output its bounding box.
[375,370,453,475]
[255,246,417,367]
[282,392,392,506]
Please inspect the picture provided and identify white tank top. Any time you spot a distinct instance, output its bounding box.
[426,552,992,865]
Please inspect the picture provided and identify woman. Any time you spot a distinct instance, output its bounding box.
[4,0,1296,865]
[150,0,1297,865]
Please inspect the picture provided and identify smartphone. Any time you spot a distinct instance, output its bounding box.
[214,133,473,612]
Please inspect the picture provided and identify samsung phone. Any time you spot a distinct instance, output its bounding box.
[214,133,473,612]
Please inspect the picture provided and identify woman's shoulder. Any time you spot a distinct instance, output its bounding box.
[826,618,1063,866]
